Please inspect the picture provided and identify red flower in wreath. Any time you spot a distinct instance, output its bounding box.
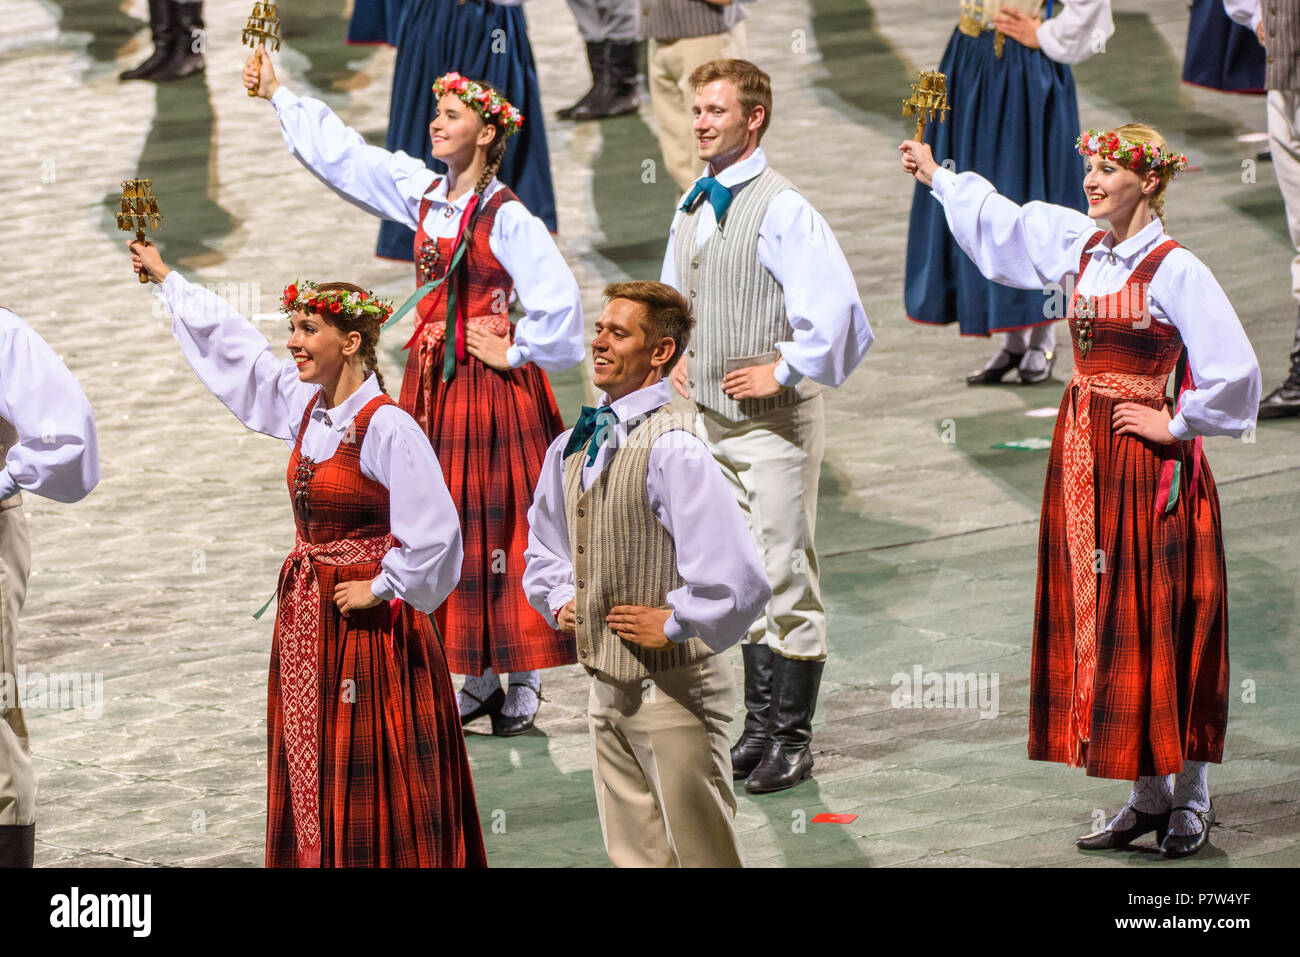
[284,282,298,303]
[330,300,342,314]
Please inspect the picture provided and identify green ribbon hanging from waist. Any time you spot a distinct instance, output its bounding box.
[382,227,472,382]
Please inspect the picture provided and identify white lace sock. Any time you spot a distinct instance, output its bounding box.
[502,670,540,718]
[1107,774,1173,830]
[1019,324,1057,373]
[1169,760,1211,837]
[458,668,502,718]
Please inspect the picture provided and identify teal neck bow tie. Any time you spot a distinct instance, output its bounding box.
[680,176,733,223]
[563,405,619,466]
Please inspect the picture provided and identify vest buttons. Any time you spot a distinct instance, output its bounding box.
[579,648,587,658]
[576,544,584,554]
[689,290,696,298]
[691,260,699,269]
[577,579,585,589]
[576,615,584,625]
[577,507,585,517]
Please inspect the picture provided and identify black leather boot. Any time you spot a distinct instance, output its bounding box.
[150,1,205,82]
[572,39,639,120]
[556,41,606,120]
[730,644,774,780]
[0,824,35,868]
[119,0,175,81]
[1258,311,1300,420]
[744,656,824,794]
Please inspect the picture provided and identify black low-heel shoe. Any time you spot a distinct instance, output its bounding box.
[967,352,1024,386]
[1159,803,1216,859]
[1016,347,1057,385]
[491,683,540,737]
[1075,808,1171,850]
[458,687,504,726]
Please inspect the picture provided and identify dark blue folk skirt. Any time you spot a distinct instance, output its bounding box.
[376,0,558,261]
[1182,0,1266,94]
[905,28,1086,336]
[347,0,403,46]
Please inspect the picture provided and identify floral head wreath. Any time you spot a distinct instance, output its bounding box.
[432,72,523,137]
[1076,129,1189,176]
[281,280,394,325]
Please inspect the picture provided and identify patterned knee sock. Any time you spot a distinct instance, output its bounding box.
[1108,774,1173,830]
[458,668,502,717]
[501,670,540,718]
[1170,761,1211,837]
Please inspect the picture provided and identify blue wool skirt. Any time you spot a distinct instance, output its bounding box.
[347,0,403,46]
[905,29,1086,336]
[1182,0,1266,94]
[376,0,558,260]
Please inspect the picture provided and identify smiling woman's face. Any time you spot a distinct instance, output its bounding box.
[428,93,489,164]
[285,310,357,384]
[1082,153,1159,223]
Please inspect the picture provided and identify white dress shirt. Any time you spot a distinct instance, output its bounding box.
[930,167,1262,439]
[523,379,771,653]
[660,147,874,389]
[0,308,100,503]
[154,271,464,614]
[270,87,584,372]
[1223,0,1262,32]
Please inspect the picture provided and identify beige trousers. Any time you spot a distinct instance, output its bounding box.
[694,396,827,660]
[0,502,34,827]
[648,23,748,192]
[588,653,743,867]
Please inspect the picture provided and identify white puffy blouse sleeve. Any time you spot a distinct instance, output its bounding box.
[154,271,317,444]
[0,310,100,503]
[929,166,1098,290]
[1036,0,1115,65]
[358,405,464,613]
[271,87,437,230]
[1148,250,1262,440]
[489,201,585,371]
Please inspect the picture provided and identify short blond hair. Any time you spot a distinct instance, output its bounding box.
[689,59,772,139]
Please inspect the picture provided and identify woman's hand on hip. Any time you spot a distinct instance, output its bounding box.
[1112,402,1177,445]
[465,323,514,370]
[335,578,383,616]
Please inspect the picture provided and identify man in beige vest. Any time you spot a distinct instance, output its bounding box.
[661,60,873,794]
[524,281,770,867]
[0,306,100,867]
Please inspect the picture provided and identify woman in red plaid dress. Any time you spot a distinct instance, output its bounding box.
[901,124,1261,858]
[245,56,583,735]
[131,241,487,867]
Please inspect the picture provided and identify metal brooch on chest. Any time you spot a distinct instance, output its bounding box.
[293,456,316,513]
[416,238,441,282]
[1073,296,1096,356]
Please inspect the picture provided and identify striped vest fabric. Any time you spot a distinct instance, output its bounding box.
[1263,1,1300,92]
[0,418,20,510]
[642,0,746,41]
[562,405,711,683]
[672,166,822,421]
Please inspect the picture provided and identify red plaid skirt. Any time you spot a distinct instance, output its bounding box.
[1027,236,1230,780]
[400,336,576,675]
[266,395,488,867]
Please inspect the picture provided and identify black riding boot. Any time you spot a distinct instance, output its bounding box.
[744,656,824,794]
[120,0,175,81]
[730,644,774,780]
[556,41,606,119]
[150,1,205,82]
[1259,306,1300,419]
[0,824,35,868]
[572,39,639,120]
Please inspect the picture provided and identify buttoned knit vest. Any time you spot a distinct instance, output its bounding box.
[1262,1,1300,92]
[643,0,746,41]
[563,405,711,683]
[0,418,20,509]
[673,166,821,422]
